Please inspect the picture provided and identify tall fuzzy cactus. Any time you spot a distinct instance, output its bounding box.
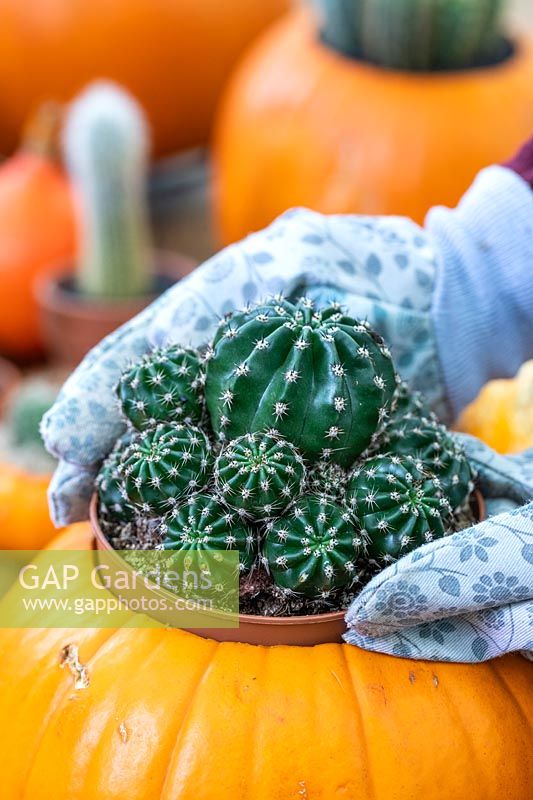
[63,81,152,298]
[214,432,306,519]
[315,0,506,71]
[205,297,397,467]
[119,423,212,516]
[264,496,364,597]
[118,345,205,431]
[160,493,257,573]
[381,417,475,511]
[346,454,452,563]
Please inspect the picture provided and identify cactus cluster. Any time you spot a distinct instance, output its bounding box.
[118,345,205,430]
[214,431,306,518]
[97,295,477,605]
[346,454,452,563]
[204,297,397,467]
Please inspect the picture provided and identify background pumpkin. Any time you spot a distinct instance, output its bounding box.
[0,463,56,550]
[0,0,288,159]
[0,106,76,360]
[213,3,533,244]
[0,523,530,799]
[457,360,533,453]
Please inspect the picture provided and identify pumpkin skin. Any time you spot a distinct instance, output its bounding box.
[0,148,76,359]
[0,524,530,799]
[214,8,533,244]
[0,0,288,158]
[456,360,533,453]
[0,461,58,549]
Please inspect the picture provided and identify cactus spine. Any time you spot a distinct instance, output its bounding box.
[160,493,257,572]
[119,423,212,516]
[316,0,506,71]
[264,496,364,598]
[63,81,152,299]
[205,297,397,467]
[346,454,452,563]
[214,432,306,518]
[118,345,205,431]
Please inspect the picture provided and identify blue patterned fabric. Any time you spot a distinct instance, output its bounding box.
[41,166,533,662]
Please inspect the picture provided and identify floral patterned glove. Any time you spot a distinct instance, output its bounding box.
[42,163,533,546]
[345,437,533,662]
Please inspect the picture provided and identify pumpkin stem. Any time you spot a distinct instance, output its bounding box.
[63,81,152,299]
[21,102,64,161]
[314,0,509,71]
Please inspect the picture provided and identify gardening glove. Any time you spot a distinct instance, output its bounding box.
[345,436,533,662]
[42,154,533,525]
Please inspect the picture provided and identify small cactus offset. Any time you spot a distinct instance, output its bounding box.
[346,454,452,563]
[96,434,136,522]
[119,424,212,516]
[381,417,474,511]
[160,493,257,572]
[64,81,152,299]
[264,496,364,598]
[214,432,306,519]
[118,345,205,431]
[307,461,349,502]
[387,381,436,426]
[205,297,397,467]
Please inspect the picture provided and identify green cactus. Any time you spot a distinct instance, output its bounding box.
[307,461,349,502]
[119,423,212,516]
[96,434,136,522]
[6,379,58,450]
[380,417,475,511]
[117,345,205,431]
[63,81,152,299]
[214,431,306,519]
[316,0,507,71]
[205,297,397,467]
[388,381,436,425]
[346,454,452,563]
[264,496,364,598]
[160,493,257,572]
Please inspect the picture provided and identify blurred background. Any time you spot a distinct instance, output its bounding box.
[0,0,531,551]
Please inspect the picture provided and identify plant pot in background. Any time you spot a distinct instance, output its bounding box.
[35,251,196,366]
[91,490,485,647]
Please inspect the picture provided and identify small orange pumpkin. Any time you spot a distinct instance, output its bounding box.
[457,360,533,453]
[0,523,530,799]
[0,462,57,549]
[0,107,76,360]
[213,6,533,244]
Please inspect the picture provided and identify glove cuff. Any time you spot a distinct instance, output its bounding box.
[427,166,533,419]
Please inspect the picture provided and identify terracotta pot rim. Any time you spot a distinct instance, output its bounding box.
[90,489,486,638]
[34,249,194,320]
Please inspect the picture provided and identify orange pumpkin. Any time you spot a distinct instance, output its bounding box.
[0,462,57,549]
[0,111,76,360]
[0,0,288,158]
[0,523,530,799]
[457,360,533,453]
[213,7,533,244]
